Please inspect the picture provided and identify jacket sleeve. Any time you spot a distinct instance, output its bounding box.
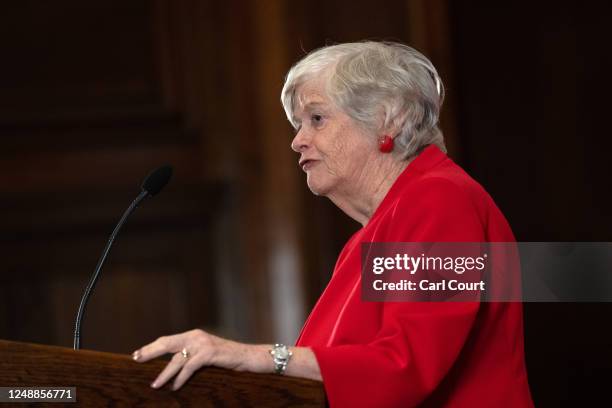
[311,178,486,408]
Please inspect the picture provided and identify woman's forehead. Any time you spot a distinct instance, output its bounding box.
[295,78,331,110]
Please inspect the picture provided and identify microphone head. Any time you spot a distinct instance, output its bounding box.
[141,165,173,196]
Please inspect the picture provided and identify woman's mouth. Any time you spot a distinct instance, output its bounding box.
[300,159,318,171]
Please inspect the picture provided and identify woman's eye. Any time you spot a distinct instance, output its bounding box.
[311,114,324,126]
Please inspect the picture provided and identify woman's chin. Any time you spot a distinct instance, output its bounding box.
[306,183,324,196]
[306,178,331,197]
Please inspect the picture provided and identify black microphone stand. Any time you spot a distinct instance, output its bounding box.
[73,190,148,350]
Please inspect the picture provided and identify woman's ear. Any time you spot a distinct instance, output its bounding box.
[381,111,408,141]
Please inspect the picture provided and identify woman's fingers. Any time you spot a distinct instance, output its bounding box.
[172,356,202,390]
[151,352,189,389]
[133,334,182,362]
[131,329,229,390]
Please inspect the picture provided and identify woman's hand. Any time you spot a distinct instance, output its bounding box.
[132,329,249,390]
[132,329,322,390]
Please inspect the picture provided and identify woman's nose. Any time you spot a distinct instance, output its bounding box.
[291,128,309,153]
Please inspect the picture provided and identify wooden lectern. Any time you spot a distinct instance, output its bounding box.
[0,340,326,406]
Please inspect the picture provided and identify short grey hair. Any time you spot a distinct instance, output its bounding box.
[281,41,446,159]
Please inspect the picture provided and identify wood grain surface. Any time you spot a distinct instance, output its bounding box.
[0,339,326,407]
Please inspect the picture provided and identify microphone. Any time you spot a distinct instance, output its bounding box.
[73,165,173,350]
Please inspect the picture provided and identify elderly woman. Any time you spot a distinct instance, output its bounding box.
[133,42,533,407]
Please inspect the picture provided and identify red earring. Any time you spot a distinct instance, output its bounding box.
[378,135,394,153]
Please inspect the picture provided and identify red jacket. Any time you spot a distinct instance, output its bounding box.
[295,145,534,407]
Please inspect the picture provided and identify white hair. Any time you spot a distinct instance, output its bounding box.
[281,41,446,159]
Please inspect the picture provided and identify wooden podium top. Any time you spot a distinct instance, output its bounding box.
[0,339,326,407]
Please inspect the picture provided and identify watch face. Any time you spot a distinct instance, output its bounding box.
[275,347,289,359]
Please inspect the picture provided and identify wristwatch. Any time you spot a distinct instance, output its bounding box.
[269,343,293,374]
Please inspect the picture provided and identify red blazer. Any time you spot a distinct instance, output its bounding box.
[295,145,534,407]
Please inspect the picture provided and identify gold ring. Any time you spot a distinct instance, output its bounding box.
[181,348,189,359]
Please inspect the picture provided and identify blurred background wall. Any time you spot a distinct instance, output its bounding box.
[1,0,610,406]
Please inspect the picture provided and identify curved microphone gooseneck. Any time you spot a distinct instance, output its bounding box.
[73,165,173,350]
